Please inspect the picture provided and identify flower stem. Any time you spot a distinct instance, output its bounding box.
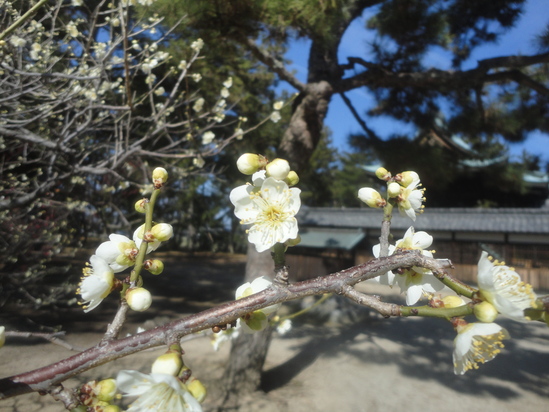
[130,188,161,284]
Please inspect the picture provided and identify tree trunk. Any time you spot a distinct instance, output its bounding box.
[219,243,274,406]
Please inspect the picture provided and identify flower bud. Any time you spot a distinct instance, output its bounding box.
[284,171,299,186]
[236,153,264,175]
[126,287,152,312]
[441,295,466,308]
[152,167,168,188]
[144,259,164,275]
[397,171,419,187]
[187,378,207,403]
[151,352,183,376]
[358,187,386,208]
[387,182,402,198]
[266,158,290,180]
[150,223,173,242]
[375,167,391,181]
[474,301,498,323]
[134,199,148,214]
[96,378,117,402]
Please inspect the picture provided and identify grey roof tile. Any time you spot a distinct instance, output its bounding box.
[297,207,549,234]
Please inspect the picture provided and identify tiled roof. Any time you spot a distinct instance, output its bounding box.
[297,207,549,234]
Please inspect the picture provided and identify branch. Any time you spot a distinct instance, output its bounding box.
[0,252,457,399]
[338,92,381,142]
[336,52,549,94]
[236,34,306,92]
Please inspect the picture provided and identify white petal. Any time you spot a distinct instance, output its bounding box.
[412,231,432,249]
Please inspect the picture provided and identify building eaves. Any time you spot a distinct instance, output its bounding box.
[297,207,549,234]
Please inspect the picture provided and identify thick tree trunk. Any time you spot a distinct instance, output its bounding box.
[279,81,333,172]
[219,243,274,407]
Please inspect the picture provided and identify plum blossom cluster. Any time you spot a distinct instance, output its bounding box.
[359,168,425,220]
[361,167,539,374]
[230,154,301,253]
[78,168,173,313]
[77,344,206,411]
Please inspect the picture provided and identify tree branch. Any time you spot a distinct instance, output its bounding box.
[236,34,306,92]
[0,252,458,399]
[336,52,549,94]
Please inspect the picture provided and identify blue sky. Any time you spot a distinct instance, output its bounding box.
[279,0,549,166]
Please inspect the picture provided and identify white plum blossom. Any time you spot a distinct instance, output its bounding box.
[373,227,443,305]
[191,38,204,52]
[270,111,281,123]
[223,77,233,88]
[133,224,162,252]
[235,277,280,333]
[95,234,138,273]
[453,322,509,375]
[397,180,425,221]
[192,97,205,112]
[193,157,205,168]
[276,319,292,335]
[116,370,202,412]
[230,177,300,253]
[477,251,537,321]
[273,101,284,110]
[78,255,115,312]
[9,35,27,47]
[201,131,215,145]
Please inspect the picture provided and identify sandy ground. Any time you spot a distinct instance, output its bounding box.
[1,252,549,412]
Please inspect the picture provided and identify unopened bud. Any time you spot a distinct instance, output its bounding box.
[103,406,121,412]
[135,199,148,214]
[375,167,391,181]
[266,158,290,180]
[96,379,117,402]
[126,287,152,312]
[358,187,386,208]
[150,223,173,242]
[474,301,498,323]
[387,182,401,198]
[151,352,183,376]
[284,171,299,186]
[441,295,466,308]
[152,167,168,188]
[187,378,207,403]
[144,259,164,275]
[236,153,266,175]
[397,171,419,187]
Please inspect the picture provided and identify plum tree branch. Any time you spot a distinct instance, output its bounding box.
[0,252,459,400]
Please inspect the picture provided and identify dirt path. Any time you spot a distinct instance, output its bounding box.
[1,253,548,412]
